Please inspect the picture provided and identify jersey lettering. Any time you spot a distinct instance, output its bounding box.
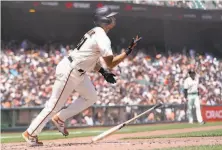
[87,30,95,37]
[76,36,87,50]
[76,30,96,50]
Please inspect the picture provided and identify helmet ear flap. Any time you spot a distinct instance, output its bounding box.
[94,15,112,26]
[101,16,112,24]
[105,17,112,24]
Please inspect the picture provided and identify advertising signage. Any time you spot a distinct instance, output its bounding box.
[2,1,222,22]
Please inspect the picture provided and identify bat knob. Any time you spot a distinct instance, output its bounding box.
[155,102,163,109]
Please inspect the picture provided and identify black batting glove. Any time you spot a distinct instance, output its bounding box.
[125,35,142,56]
[99,67,116,84]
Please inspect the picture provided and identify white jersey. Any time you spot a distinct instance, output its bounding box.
[69,27,113,72]
[184,75,199,94]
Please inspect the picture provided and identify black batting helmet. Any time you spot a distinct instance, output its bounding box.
[94,6,118,26]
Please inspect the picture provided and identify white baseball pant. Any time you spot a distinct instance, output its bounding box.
[27,58,97,136]
[187,94,203,123]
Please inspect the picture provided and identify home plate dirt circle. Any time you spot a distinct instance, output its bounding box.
[2,126,222,150]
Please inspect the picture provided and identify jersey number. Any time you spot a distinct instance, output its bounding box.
[76,30,95,50]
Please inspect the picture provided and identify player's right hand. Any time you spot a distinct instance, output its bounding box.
[99,67,116,84]
[103,71,116,84]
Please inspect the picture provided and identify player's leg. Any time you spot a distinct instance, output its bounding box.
[53,74,97,135]
[22,58,75,146]
[194,95,204,124]
[187,95,195,123]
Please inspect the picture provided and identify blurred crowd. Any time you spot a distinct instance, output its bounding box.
[1,41,222,109]
[135,0,222,9]
[94,49,222,106]
[110,0,222,9]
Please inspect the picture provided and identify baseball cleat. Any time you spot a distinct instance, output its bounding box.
[199,121,206,125]
[22,131,43,146]
[52,115,69,136]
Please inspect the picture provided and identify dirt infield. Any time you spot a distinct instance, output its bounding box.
[2,126,222,150]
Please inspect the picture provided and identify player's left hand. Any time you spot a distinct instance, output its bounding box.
[99,68,116,84]
[129,35,142,49]
[125,35,142,56]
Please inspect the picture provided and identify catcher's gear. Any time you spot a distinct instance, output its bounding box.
[94,6,118,26]
[99,67,116,84]
[125,36,142,55]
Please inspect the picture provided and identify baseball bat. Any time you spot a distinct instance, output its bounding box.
[91,102,162,143]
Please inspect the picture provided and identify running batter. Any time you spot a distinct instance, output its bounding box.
[22,6,142,146]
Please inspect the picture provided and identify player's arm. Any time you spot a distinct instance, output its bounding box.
[183,79,188,99]
[103,36,142,69]
[94,61,102,72]
[103,53,126,69]
[183,89,188,99]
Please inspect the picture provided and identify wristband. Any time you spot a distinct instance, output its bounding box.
[98,67,105,74]
[125,48,132,56]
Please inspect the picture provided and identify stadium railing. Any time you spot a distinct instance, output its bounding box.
[1,104,222,132]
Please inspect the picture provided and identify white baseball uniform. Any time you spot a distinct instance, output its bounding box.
[27,27,113,136]
[184,75,203,123]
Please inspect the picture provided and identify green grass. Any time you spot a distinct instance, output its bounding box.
[1,122,222,143]
[122,129,222,140]
[155,145,222,150]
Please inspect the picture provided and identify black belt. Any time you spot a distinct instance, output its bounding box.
[67,56,85,74]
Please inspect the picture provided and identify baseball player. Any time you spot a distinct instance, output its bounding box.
[22,6,142,146]
[183,70,205,125]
